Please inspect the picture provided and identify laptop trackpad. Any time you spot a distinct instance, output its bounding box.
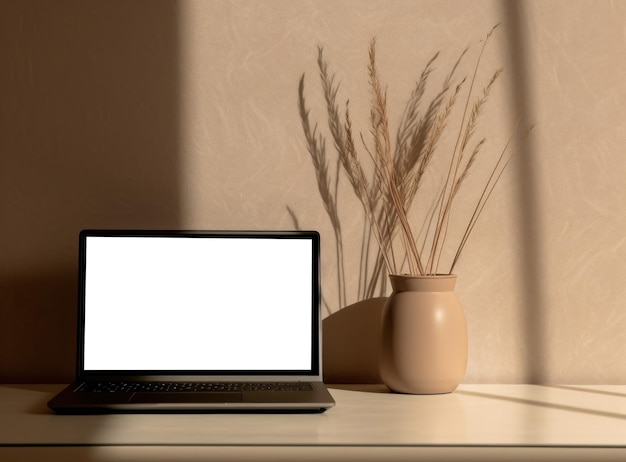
[129,392,242,403]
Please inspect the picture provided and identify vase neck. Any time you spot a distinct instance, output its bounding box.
[389,274,457,292]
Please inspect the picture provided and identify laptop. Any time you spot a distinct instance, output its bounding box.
[48,229,335,413]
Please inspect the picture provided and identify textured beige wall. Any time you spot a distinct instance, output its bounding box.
[1,0,625,383]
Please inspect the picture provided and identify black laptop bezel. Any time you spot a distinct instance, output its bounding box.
[75,229,322,381]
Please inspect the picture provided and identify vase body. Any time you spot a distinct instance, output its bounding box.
[380,274,467,394]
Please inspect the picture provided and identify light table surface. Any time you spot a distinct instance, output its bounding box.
[0,384,625,461]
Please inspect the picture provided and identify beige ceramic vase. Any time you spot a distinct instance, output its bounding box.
[379,274,467,394]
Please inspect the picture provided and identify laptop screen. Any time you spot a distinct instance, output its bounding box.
[78,231,319,375]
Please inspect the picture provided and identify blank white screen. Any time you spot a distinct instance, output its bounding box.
[83,236,313,371]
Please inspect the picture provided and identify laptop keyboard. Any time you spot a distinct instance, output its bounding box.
[77,381,313,393]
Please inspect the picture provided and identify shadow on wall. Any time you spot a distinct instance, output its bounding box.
[0,1,181,382]
[501,1,548,384]
[323,297,386,384]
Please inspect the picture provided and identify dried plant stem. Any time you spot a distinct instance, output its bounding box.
[418,185,446,256]
[345,102,396,276]
[433,137,485,272]
[450,120,534,273]
[394,52,439,178]
[368,38,424,275]
[428,24,500,274]
[434,69,501,273]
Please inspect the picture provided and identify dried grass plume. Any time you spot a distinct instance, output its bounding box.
[297,25,533,299]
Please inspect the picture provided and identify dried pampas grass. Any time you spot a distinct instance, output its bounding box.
[298,24,533,298]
